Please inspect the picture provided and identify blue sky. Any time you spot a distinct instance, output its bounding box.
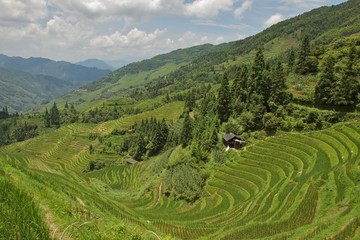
[0,0,347,64]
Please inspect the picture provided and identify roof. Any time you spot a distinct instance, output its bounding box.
[126,158,138,164]
[223,133,242,142]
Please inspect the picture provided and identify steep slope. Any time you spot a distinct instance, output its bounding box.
[52,0,360,112]
[41,44,216,111]
[0,67,73,112]
[0,119,359,239]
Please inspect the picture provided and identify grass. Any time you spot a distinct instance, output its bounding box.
[0,117,359,239]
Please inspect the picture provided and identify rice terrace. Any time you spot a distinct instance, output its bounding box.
[0,0,360,239]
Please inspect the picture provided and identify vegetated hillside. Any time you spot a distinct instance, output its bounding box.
[40,44,216,112]
[0,54,111,112]
[0,67,73,112]
[0,0,359,239]
[0,118,359,239]
[75,59,115,71]
[0,54,111,85]
[52,0,360,112]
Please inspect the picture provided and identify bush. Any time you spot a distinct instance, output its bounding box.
[166,164,205,202]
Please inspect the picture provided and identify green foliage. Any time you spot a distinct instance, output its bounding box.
[217,73,232,122]
[180,113,193,148]
[315,56,336,104]
[11,122,38,142]
[81,105,123,123]
[124,117,169,160]
[0,178,50,239]
[165,163,205,202]
[50,102,60,127]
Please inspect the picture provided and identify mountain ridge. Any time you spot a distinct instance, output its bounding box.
[0,54,112,112]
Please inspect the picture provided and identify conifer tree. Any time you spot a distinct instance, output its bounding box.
[217,72,232,123]
[50,102,60,127]
[181,113,193,148]
[315,56,336,104]
[296,36,310,74]
[44,108,51,127]
[250,48,270,109]
[331,44,359,105]
[288,49,295,72]
[268,62,290,111]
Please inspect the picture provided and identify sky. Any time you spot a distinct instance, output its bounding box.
[0,0,347,64]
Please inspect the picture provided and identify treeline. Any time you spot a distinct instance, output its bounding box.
[315,44,360,107]
[120,117,169,161]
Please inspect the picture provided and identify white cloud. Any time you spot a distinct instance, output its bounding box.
[185,0,235,18]
[0,0,48,23]
[90,28,167,49]
[265,13,284,27]
[234,0,253,19]
[47,0,239,21]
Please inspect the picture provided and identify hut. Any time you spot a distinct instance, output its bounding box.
[223,133,245,150]
[126,158,138,164]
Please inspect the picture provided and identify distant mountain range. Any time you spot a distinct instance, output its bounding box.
[0,54,111,112]
[75,59,115,71]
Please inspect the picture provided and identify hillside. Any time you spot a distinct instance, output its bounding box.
[0,67,73,112]
[0,54,111,112]
[0,0,360,239]
[51,0,360,112]
[0,119,359,239]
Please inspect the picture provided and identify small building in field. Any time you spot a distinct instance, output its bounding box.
[126,158,138,164]
[223,133,245,150]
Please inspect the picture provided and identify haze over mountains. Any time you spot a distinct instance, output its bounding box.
[75,59,115,71]
[0,54,111,112]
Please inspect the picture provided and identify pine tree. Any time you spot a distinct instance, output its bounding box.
[296,36,311,74]
[288,49,295,72]
[268,62,290,111]
[217,72,232,123]
[181,113,193,148]
[44,108,51,127]
[250,48,270,109]
[315,56,336,105]
[50,102,60,127]
[331,44,359,105]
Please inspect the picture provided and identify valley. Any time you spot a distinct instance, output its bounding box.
[0,0,360,239]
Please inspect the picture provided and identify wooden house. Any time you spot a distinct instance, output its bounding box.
[223,133,245,149]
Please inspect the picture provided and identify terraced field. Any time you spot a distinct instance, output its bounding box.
[0,121,359,239]
[126,122,360,239]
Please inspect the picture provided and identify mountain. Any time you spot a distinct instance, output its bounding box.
[0,54,111,86]
[0,54,112,112]
[1,1,360,240]
[0,67,73,112]
[50,0,360,112]
[75,58,114,71]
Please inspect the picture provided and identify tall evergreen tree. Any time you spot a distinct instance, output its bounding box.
[296,36,312,74]
[50,102,60,127]
[268,62,290,111]
[181,113,193,148]
[331,44,359,105]
[44,108,51,127]
[288,49,295,72]
[250,48,270,109]
[217,72,232,123]
[315,56,336,104]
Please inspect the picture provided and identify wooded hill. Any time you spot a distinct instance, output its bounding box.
[0,0,360,239]
[0,54,111,112]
